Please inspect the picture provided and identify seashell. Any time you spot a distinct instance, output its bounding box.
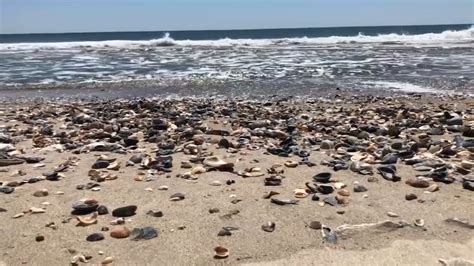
[107,161,121,171]
[334,182,346,189]
[76,212,98,226]
[461,160,474,169]
[101,257,114,264]
[191,166,207,175]
[262,191,279,199]
[112,205,137,217]
[214,246,229,259]
[261,221,276,232]
[72,198,99,214]
[170,192,185,201]
[284,160,298,168]
[30,207,46,213]
[158,185,169,190]
[309,221,322,230]
[294,188,308,198]
[130,226,159,240]
[387,212,399,217]
[426,183,439,192]
[414,219,424,227]
[203,156,234,171]
[210,180,222,186]
[267,163,284,174]
[239,167,264,177]
[313,172,332,183]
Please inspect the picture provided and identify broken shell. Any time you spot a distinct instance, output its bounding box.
[294,188,308,198]
[284,160,298,168]
[76,212,98,226]
[414,219,425,227]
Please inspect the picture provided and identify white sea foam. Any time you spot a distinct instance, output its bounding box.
[1,27,472,51]
[363,81,443,93]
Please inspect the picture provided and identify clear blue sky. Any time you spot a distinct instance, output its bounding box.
[0,0,472,34]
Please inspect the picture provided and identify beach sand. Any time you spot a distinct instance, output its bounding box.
[0,94,473,265]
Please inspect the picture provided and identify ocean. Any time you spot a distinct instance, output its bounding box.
[0,24,473,97]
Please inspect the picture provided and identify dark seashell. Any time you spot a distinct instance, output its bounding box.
[309,221,322,230]
[311,194,320,201]
[317,185,334,194]
[264,176,282,186]
[313,172,332,183]
[23,157,45,164]
[0,186,14,194]
[123,137,139,147]
[97,205,109,215]
[323,195,338,206]
[92,160,109,169]
[72,199,99,215]
[261,221,276,232]
[218,138,231,149]
[129,154,144,164]
[429,171,454,184]
[86,233,104,242]
[377,165,401,182]
[381,153,399,164]
[170,193,185,201]
[270,198,298,205]
[146,210,163,217]
[130,227,159,241]
[322,226,338,244]
[44,172,59,181]
[217,228,232,236]
[462,179,474,191]
[112,205,137,217]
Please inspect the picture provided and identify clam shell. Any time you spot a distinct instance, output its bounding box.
[214,246,229,258]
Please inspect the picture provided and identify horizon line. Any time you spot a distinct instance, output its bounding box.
[1,22,472,36]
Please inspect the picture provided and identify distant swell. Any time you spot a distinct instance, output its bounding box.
[1,26,472,51]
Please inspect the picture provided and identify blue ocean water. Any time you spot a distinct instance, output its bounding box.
[0,24,472,95]
[0,24,470,43]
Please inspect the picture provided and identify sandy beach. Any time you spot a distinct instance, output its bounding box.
[0,94,473,265]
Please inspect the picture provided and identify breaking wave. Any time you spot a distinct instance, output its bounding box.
[0,26,472,51]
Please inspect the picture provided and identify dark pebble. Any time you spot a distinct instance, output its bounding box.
[35,235,45,242]
[405,193,418,201]
[112,205,137,217]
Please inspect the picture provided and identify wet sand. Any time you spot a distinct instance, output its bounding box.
[0,94,473,265]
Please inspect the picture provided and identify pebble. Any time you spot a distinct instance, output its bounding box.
[97,205,109,215]
[35,235,45,242]
[210,180,223,186]
[110,226,131,239]
[337,189,350,196]
[158,185,169,190]
[209,208,220,214]
[353,184,368,193]
[387,212,399,217]
[426,183,440,192]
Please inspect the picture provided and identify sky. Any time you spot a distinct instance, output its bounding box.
[0,0,473,34]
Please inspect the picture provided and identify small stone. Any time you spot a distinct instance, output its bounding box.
[92,160,109,169]
[387,212,399,217]
[33,189,48,197]
[367,176,379,182]
[210,180,222,186]
[177,225,186,230]
[158,185,169,190]
[209,208,220,214]
[334,182,346,189]
[406,178,430,188]
[170,193,185,201]
[261,221,276,232]
[98,251,104,255]
[35,235,45,242]
[353,184,368,193]
[91,187,101,191]
[405,193,418,201]
[110,226,130,239]
[86,233,105,242]
[144,187,153,192]
[336,210,345,214]
[337,189,350,196]
[217,228,232,236]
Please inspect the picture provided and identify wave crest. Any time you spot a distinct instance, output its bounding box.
[0,26,472,50]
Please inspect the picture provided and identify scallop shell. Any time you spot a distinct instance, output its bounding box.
[76,212,98,226]
[214,246,229,258]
